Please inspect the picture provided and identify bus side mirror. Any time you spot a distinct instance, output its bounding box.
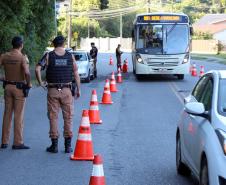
[190,26,194,36]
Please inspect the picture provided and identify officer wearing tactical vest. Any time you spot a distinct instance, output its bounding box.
[0,36,32,150]
[35,36,81,153]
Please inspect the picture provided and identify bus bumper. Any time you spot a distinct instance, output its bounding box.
[135,62,190,75]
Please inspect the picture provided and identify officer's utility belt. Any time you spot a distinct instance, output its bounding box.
[48,84,71,90]
[3,81,30,97]
[48,82,76,97]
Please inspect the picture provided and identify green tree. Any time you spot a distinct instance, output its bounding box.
[0,0,55,63]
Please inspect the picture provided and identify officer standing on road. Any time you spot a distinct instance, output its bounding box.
[116,44,123,70]
[35,36,81,153]
[0,36,32,150]
[90,42,98,78]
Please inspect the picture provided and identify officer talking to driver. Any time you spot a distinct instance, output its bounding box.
[35,36,81,153]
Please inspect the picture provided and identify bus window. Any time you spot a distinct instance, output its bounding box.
[137,25,163,53]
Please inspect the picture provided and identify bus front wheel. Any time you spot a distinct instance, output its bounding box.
[177,74,184,80]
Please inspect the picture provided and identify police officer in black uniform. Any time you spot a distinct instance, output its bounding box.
[90,42,98,78]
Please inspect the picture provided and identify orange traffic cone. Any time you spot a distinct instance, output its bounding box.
[89,154,106,185]
[199,66,205,77]
[110,72,118,92]
[122,59,128,73]
[89,90,102,124]
[191,63,197,77]
[100,79,113,104]
[117,68,123,83]
[109,56,113,65]
[71,110,94,161]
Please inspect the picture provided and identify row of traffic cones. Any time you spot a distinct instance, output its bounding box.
[70,65,125,184]
[109,56,129,73]
[101,69,123,104]
[190,63,205,77]
[70,110,105,184]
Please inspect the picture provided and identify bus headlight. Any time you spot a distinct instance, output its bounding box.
[136,54,144,64]
[182,53,189,64]
[216,129,226,155]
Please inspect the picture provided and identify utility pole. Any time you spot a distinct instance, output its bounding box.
[160,0,162,9]
[67,0,72,48]
[147,0,151,13]
[54,0,57,36]
[120,13,122,42]
[171,0,174,12]
[88,17,90,38]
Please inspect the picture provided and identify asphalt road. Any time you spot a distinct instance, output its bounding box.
[0,53,225,185]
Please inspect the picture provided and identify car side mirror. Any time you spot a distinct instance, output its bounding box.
[185,102,205,115]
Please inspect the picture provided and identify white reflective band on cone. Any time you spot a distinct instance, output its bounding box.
[78,133,92,141]
[92,165,104,176]
[90,105,99,111]
[111,81,116,85]
[81,117,90,126]
[91,95,98,102]
[104,90,110,94]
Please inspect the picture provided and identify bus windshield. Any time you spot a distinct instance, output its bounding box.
[136,24,189,55]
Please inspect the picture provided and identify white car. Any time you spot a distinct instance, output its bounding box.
[176,70,226,185]
[70,50,95,83]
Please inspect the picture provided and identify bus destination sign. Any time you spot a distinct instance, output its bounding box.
[138,15,188,23]
[144,15,180,21]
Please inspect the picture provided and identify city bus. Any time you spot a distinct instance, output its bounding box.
[132,12,192,80]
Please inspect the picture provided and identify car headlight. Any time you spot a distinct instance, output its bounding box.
[136,54,144,64]
[216,129,226,155]
[182,53,189,64]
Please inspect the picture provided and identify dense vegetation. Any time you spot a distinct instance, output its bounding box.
[0,0,55,63]
[0,0,226,63]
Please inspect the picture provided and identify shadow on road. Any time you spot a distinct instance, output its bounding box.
[134,74,182,82]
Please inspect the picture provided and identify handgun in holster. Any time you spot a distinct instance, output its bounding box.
[16,83,30,97]
[2,80,6,89]
[71,80,76,96]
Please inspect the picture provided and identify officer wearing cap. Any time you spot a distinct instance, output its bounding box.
[0,36,32,150]
[35,35,81,153]
[90,42,98,78]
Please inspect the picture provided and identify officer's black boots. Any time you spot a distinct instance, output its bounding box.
[46,138,72,153]
[94,70,97,78]
[46,139,58,153]
[12,144,30,150]
[1,144,8,149]
[64,137,73,153]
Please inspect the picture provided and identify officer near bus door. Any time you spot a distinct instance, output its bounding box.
[35,36,81,153]
[116,44,123,71]
[0,36,32,150]
[90,42,98,78]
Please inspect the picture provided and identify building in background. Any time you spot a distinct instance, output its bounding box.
[193,14,226,45]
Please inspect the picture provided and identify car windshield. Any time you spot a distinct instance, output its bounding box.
[73,53,87,61]
[136,24,189,55]
[218,79,226,116]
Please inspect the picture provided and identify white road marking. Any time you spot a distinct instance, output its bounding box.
[169,82,185,105]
